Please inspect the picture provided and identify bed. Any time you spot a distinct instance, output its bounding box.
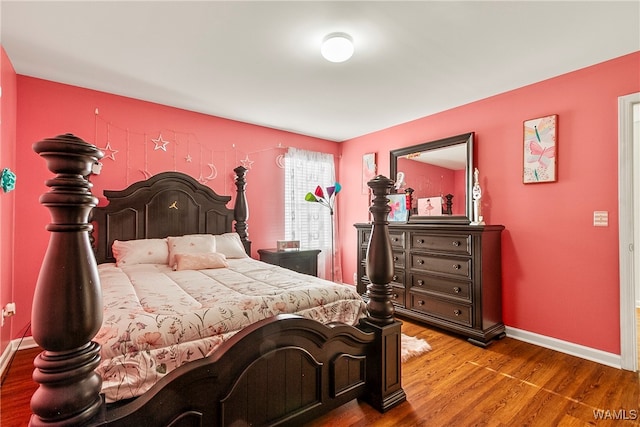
[29,133,405,426]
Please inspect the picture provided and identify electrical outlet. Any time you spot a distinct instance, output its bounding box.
[4,302,16,316]
[2,302,16,326]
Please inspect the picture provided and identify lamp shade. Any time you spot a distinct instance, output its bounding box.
[321,33,354,63]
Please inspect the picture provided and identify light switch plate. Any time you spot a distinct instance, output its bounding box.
[593,211,608,227]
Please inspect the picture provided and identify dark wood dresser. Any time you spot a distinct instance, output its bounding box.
[258,248,321,277]
[355,223,505,346]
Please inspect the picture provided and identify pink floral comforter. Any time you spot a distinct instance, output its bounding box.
[94,258,366,402]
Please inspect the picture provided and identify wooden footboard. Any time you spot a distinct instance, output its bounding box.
[30,134,405,426]
[105,315,375,426]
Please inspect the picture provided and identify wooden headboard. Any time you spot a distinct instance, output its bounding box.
[92,169,250,264]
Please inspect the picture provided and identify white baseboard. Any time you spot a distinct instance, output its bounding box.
[0,336,37,381]
[505,326,622,369]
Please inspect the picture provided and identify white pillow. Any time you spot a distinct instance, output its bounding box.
[167,234,216,267]
[112,238,169,267]
[174,252,229,271]
[214,232,248,258]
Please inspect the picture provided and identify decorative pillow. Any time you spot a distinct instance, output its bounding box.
[214,232,248,258]
[112,238,169,267]
[167,234,216,267]
[174,252,229,271]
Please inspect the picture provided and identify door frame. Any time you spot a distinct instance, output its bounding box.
[618,92,639,371]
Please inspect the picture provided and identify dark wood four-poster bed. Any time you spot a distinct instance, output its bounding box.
[29,134,405,426]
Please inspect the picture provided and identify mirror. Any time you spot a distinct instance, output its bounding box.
[390,132,474,224]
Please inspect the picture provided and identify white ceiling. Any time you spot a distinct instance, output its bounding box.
[2,1,639,142]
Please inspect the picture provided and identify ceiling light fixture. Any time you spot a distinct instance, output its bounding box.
[321,33,354,63]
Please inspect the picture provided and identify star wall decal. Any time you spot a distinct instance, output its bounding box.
[240,155,254,169]
[100,141,119,161]
[152,133,170,151]
[185,154,193,163]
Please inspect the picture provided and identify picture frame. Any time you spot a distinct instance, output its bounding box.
[523,114,557,183]
[417,196,443,216]
[387,193,408,222]
[362,152,377,194]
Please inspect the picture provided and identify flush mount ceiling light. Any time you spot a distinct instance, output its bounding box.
[321,33,354,63]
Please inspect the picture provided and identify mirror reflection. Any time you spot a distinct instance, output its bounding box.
[390,132,474,223]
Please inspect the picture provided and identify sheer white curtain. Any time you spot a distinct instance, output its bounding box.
[284,148,342,282]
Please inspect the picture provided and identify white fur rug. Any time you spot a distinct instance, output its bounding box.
[401,333,431,362]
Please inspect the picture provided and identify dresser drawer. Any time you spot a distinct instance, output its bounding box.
[391,250,404,268]
[390,287,405,307]
[360,229,405,249]
[389,232,406,248]
[410,273,471,301]
[411,233,471,255]
[360,247,405,269]
[391,268,405,286]
[410,295,472,327]
[410,254,471,279]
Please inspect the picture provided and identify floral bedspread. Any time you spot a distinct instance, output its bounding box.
[94,258,367,402]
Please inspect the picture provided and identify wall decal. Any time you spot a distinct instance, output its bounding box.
[240,155,254,169]
[152,133,170,151]
[100,142,119,161]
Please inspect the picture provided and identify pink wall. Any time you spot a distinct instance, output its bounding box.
[12,76,339,339]
[0,46,17,355]
[7,51,640,358]
[338,52,640,354]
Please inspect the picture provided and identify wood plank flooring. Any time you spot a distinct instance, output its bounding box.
[1,319,638,427]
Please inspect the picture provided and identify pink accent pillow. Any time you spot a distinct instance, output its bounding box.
[112,238,169,267]
[167,234,216,268]
[174,252,229,271]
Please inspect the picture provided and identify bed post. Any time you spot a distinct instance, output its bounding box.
[233,165,251,255]
[31,134,105,426]
[359,175,407,412]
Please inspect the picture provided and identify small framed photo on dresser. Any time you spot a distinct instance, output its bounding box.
[417,197,442,216]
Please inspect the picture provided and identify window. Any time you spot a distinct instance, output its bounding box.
[284,148,340,281]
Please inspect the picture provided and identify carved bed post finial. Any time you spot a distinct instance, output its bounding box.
[233,165,251,253]
[31,134,104,426]
[366,175,395,324]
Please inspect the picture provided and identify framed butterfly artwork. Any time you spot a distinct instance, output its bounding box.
[523,114,557,183]
[387,193,409,222]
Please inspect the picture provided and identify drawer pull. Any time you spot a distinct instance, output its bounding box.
[417,259,425,265]
[417,239,425,244]
[393,293,399,299]
[392,275,398,281]
[417,280,424,286]
[393,237,399,242]
[454,309,462,316]
[453,264,461,270]
[417,300,425,306]
[452,240,460,247]
[393,256,399,261]
[453,286,461,293]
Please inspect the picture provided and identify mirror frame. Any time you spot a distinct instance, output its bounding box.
[390,132,474,224]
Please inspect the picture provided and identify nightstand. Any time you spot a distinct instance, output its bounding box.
[257,248,321,277]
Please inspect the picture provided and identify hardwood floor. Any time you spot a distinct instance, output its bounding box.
[307,319,639,427]
[1,319,638,427]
